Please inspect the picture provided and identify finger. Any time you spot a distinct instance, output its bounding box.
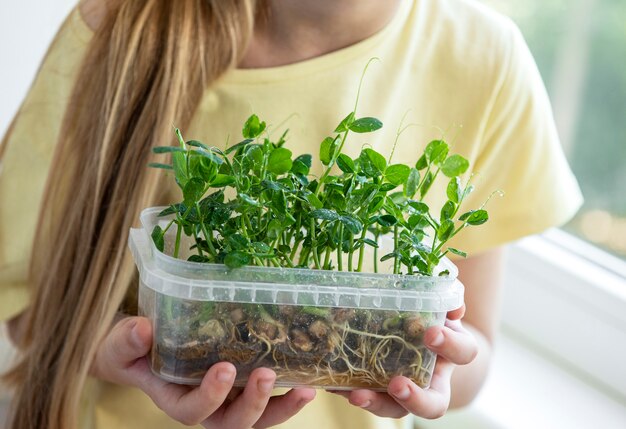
[344,389,408,419]
[253,388,316,428]
[387,359,455,419]
[207,367,276,429]
[92,316,152,382]
[424,323,478,365]
[446,304,465,320]
[132,360,236,426]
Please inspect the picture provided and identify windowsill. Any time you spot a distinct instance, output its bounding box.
[417,230,626,428]
[415,327,626,429]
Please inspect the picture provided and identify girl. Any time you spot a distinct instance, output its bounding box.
[0,0,582,428]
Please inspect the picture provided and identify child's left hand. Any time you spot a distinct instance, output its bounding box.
[330,304,477,419]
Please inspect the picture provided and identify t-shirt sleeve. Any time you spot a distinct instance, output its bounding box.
[448,20,583,255]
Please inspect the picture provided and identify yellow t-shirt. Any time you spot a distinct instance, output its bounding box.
[0,0,582,428]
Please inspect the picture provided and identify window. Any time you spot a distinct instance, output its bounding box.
[482,0,626,259]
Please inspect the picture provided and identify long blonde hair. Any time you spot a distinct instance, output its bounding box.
[3,1,260,427]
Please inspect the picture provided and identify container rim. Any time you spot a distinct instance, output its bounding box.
[139,206,459,282]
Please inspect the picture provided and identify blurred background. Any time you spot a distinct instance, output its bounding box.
[0,1,625,428]
[482,0,626,261]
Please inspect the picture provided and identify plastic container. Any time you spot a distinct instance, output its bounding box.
[129,207,464,390]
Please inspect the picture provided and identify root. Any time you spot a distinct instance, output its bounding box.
[160,302,435,389]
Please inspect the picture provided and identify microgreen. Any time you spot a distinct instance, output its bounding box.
[149,75,495,275]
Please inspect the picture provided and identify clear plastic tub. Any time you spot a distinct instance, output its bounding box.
[129,207,464,390]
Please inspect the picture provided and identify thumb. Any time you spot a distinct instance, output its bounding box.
[92,316,152,383]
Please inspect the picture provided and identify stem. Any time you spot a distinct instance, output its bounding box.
[337,224,344,271]
[393,225,399,274]
[298,247,311,267]
[310,218,322,269]
[173,222,182,258]
[373,234,379,274]
[353,57,379,112]
[196,202,217,257]
[243,213,254,238]
[356,226,368,272]
[348,234,354,272]
[161,218,176,234]
[278,256,295,268]
[323,247,331,270]
[290,238,303,262]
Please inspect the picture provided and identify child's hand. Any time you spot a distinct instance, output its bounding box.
[330,305,477,419]
[91,316,316,428]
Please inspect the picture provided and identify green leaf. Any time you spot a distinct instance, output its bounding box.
[186,140,210,150]
[251,242,271,254]
[404,168,420,198]
[362,238,379,248]
[211,174,236,187]
[268,147,293,175]
[294,154,312,168]
[151,225,165,252]
[183,178,206,206]
[442,154,470,177]
[379,183,397,192]
[242,114,266,139]
[440,200,457,222]
[415,154,427,170]
[448,247,467,258]
[239,193,261,207]
[424,140,449,165]
[319,137,337,166]
[148,162,173,171]
[385,164,410,186]
[460,209,489,225]
[267,219,282,239]
[419,171,435,199]
[261,180,287,191]
[368,195,385,213]
[408,214,427,230]
[349,117,383,133]
[306,193,323,209]
[278,244,291,254]
[227,233,249,251]
[437,219,455,241]
[375,214,397,227]
[380,252,400,262]
[225,251,251,268]
[311,209,339,221]
[408,200,429,213]
[339,215,363,234]
[447,177,462,203]
[291,154,311,176]
[272,191,287,214]
[357,148,387,177]
[188,254,211,263]
[334,112,356,133]
[190,156,217,183]
[153,146,187,154]
[291,160,309,176]
[196,148,224,165]
[225,138,254,155]
[158,204,184,217]
[336,154,356,173]
[172,151,188,189]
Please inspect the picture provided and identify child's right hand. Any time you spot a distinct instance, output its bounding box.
[90,316,316,428]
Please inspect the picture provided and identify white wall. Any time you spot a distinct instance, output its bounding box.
[0,0,76,136]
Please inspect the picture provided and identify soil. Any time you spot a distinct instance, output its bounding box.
[151,298,439,389]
